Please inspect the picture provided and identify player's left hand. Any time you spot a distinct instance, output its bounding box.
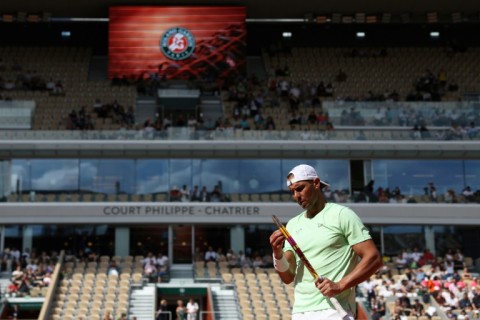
[314,277,343,297]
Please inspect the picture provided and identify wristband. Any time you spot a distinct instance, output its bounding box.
[273,253,289,272]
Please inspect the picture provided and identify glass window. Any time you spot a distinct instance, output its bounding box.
[169,159,193,191]
[382,225,425,257]
[4,225,23,252]
[11,160,31,192]
[195,225,231,260]
[192,159,237,194]
[464,160,480,193]
[192,159,283,194]
[244,224,277,259]
[433,225,463,258]
[237,160,282,194]
[372,160,464,196]
[367,225,383,255]
[130,226,169,256]
[13,158,477,199]
[0,160,10,197]
[80,159,135,194]
[30,159,79,191]
[136,160,169,195]
[282,160,350,193]
[4,225,115,257]
[29,225,114,256]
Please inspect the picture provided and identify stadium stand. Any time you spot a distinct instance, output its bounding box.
[1,2,480,320]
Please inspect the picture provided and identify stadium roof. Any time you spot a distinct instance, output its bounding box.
[4,0,480,20]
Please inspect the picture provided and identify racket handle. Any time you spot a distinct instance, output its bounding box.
[329,297,348,319]
[316,276,348,319]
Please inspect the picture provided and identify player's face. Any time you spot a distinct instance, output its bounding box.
[288,179,319,210]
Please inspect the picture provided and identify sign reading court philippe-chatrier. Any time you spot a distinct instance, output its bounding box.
[103,205,261,216]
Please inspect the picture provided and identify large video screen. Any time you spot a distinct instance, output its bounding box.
[109,6,246,81]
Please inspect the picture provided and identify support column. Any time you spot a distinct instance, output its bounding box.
[22,226,33,254]
[0,226,4,254]
[230,225,245,254]
[115,227,130,257]
[425,226,436,256]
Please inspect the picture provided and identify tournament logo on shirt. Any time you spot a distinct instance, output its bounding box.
[160,27,195,60]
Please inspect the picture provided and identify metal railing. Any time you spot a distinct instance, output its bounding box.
[0,127,477,141]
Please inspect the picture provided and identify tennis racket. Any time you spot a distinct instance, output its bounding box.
[272,215,348,319]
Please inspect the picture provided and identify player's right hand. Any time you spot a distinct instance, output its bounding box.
[269,229,285,258]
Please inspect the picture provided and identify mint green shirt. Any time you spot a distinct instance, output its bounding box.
[283,202,372,314]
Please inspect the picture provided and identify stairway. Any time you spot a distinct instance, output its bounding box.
[88,55,108,80]
[200,95,223,129]
[136,96,158,126]
[247,56,268,81]
[168,264,195,286]
[128,284,156,320]
[211,285,241,320]
[0,272,11,297]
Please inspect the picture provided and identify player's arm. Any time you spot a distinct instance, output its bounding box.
[270,229,296,284]
[316,239,382,297]
[338,239,383,291]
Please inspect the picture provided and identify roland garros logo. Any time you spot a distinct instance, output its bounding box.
[160,27,195,60]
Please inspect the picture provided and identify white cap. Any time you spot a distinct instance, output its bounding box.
[286,164,330,188]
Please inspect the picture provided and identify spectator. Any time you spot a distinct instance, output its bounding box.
[186,298,199,320]
[453,249,465,271]
[144,260,157,281]
[209,185,225,202]
[190,186,201,202]
[395,252,408,273]
[412,298,424,316]
[156,252,169,277]
[10,304,19,320]
[371,295,386,320]
[447,122,465,140]
[462,186,475,202]
[307,110,317,125]
[424,182,438,202]
[226,249,238,268]
[466,122,478,139]
[176,300,186,320]
[444,260,455,279]
[11,265,24,282]
[169,186,181,202]
[472,290,480,309]
[103,310,113,320]
[373,108,385,126]
[458,292,473,310]
[107,261,119,276]
[364,180,377,203]
[204,246,217,266]
[216,248,226,263]
[239,116,251,130]
[45,78,55,91]
[92,98,104,117]
[356,130,367,140]
[199,186,209,202]
[6,281,19,297]
[42,272,52,287]
[264,116,276,130]
[252,255,264,269]
[445,189,458,203]
[17,275,31,296]
[156,299,169,320]
[362,278,377,308]
[253,111,265,129]
[53,79,64,95]
[180,185,190,202]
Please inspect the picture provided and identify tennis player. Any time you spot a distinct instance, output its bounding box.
[269,164,382,320]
